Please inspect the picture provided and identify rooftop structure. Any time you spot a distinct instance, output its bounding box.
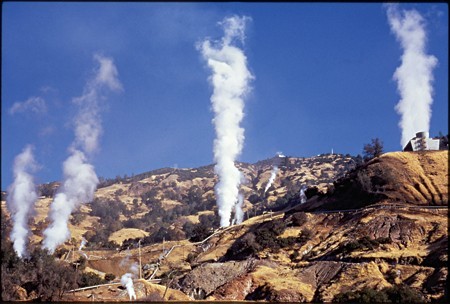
[403,131,440,152]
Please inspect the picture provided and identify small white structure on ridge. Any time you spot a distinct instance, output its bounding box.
[403,131,440,152]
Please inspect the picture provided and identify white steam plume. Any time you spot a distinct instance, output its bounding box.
[121,273,137,301]
[43,151,98,252]
[79,236,87,251]
[264,166,279,193]
[299,185,307,204]
[199,15,254,227]
[6,145,38,258]
[72,54,123,154]
[120,261,138,300]
[386,4,438,148]
[233,193,244,225]
[43,54,122,253]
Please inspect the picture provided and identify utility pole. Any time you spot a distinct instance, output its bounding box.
[138,239,142,279]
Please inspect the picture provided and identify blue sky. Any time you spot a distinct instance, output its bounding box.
[2,2,448,190]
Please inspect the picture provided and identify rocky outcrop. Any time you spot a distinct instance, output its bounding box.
[11,285,28,301]
[209,275,255,300]
[356,214,420,245]
[177,259,256,299]
[297,261,346,290]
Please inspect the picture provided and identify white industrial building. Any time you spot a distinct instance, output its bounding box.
[403,131,440,152]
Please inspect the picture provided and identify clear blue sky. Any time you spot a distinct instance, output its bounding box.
[2,2,448,190]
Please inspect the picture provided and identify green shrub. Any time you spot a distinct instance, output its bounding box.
[278,236,297,248]
[78,272,106,288]
[70,212,86,225]
[1,244,77,301]
[255,228,279,249]
[298,228,313,244]
[189,223,212,242]
[333,285,424,303]
[338,236,390,255]
[225,232,261,260]
[290,251,300,260]
[104,273,116,281]
[333,287,390,303]
[54,247,69,259]
[386,269,399,284]
[225,219,289,260]
[385,284,425,303]
[186,252,198,264]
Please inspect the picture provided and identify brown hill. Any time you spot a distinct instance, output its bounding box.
[171,203,447,301]
[57,204,447,302]
[297,150,448,212]
[365,151,448,205]
[1,153,357,249]
[1,151,448,302]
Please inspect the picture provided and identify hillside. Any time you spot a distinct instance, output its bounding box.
[1,153,357,249]
[1,151,448,302]
[295,150,448,212]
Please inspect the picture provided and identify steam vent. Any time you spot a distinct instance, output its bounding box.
[403,131,440,152]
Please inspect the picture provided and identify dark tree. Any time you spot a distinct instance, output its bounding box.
[182,221,196,239]
[226,232,261,259]
[78,272,106,288]
[189,223,212,242]
[385,284,425,303]
[436,132,449,150]
[333,287,390,303]
[354,154,364,166]
[363,138,384,161]
[199,213,219,228]
[298,228,313,244]
[104,273,116,282]
[38,183,56,198]
[333,285,424,303]
[1,244,78,301]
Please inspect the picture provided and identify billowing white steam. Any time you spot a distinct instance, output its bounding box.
[120,260,138,301]
[6,145,38,258]
[43,151,98,252]
[386,4,438,148]
[43,55,122,253]
[129,262,139,275]
[233,193,244,225]
[121,273,136,300]
[264,166,279,193]
[299,185,307,204]
[199,15,253,227]
[79,236,87,251]
[72,54,123,154]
